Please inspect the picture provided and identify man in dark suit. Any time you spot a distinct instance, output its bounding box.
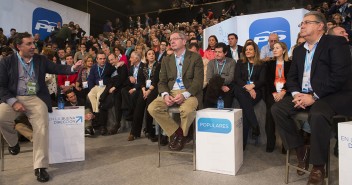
[0,32,82,182]
[156,40,167,62]
[148,31,204,151]
[121,51,146,122]
[271,11,352,185]
[226,33,243,63]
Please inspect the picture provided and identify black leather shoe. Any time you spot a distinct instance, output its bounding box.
[85,126,95,137]
[34,168,50,182]
[149,135,158,142]
[252,125,260,137]
[160,135,169,146]
[8,143,20,155]
[100,126,108,136]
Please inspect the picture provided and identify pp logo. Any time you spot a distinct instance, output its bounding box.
[249,17,291,50]
[32,8,62,40]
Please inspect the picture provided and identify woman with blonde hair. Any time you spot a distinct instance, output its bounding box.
[75,55,94,103]
[265,41,291,153]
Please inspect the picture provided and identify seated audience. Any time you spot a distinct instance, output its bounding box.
[203,35,218,60]
[128,49,160,141]
[65,89,95,136]
[87,51,115,132]
[121,51,146,123]
[204,42,235,108]
[265,41,291,153]
[148,31,203,151]
[98,53,128,135]
[75,55,94,103]
[260,33,279,61]
[271,11,352,185]
[57,54,78,94]
[233,41,266,150]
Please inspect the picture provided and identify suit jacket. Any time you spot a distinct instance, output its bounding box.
[287,35,352,115]
[158,50,204,103]
[156,51,167,63]
[206,57,236,86]
[125,62,146,90]
[87,62,115,89]
[0,54,75,112]
[226,45,243,61]
[233,60,266,91]
[265,60,292,94]
[141,61,161,90]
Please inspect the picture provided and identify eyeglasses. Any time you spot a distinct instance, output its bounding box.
[169,38,183,42]
[298,20,321,27]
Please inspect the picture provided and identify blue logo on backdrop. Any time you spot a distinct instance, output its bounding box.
[249,17,291,51]
[32,8,62,41]
[198,118,232,134]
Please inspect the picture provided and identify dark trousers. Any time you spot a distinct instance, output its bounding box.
[233,85,262,145]
[121,86,140,120]
[271,96,335,165]
[265,93,277,150]
[203,87,234,108]
[130,88,158,137]
[99,89,123,129]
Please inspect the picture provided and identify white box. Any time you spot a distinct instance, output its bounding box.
[338,121,352,185]
[196,108,243,175]
[49,106,85,164]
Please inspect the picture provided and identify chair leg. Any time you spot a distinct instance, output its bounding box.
[193,122,196,171]
[326,142,330,185]
[285,149,290,184]
[157,129,161,168]
[1,133,4,171]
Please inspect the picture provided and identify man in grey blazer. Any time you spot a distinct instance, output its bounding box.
[148,31,203,151]
[205,42,235,108]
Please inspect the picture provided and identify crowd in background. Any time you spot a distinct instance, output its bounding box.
[0,0,351,151]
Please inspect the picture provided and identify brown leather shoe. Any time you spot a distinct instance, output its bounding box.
[297,145,310,176]
[168,133,179,148]
[169,135,187,151]
[127,134,135,141]
[307,167,325,185]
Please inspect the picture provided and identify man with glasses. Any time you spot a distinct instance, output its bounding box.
[148,31,203,151]
[260,33,279,61]
[271,11,352,185]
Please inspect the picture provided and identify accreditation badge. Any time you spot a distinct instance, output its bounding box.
[99,80,104,87]
[146,79,151,88]
[82,81,88,89]
[275,82,284,93]
[27,81,37,95]
[176,77,185,90]
[64,81,70,87]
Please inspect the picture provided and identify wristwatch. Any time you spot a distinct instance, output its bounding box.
[311,93,318,101]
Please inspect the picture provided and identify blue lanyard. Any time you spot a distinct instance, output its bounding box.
[148,62,155,79]
[276,61,284,79]
[17,53,34,79]
[133,64,140,78]
[216,60,226,75]
[97,64,106,79]
[304,43,318,73]
[247,62,254,81]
